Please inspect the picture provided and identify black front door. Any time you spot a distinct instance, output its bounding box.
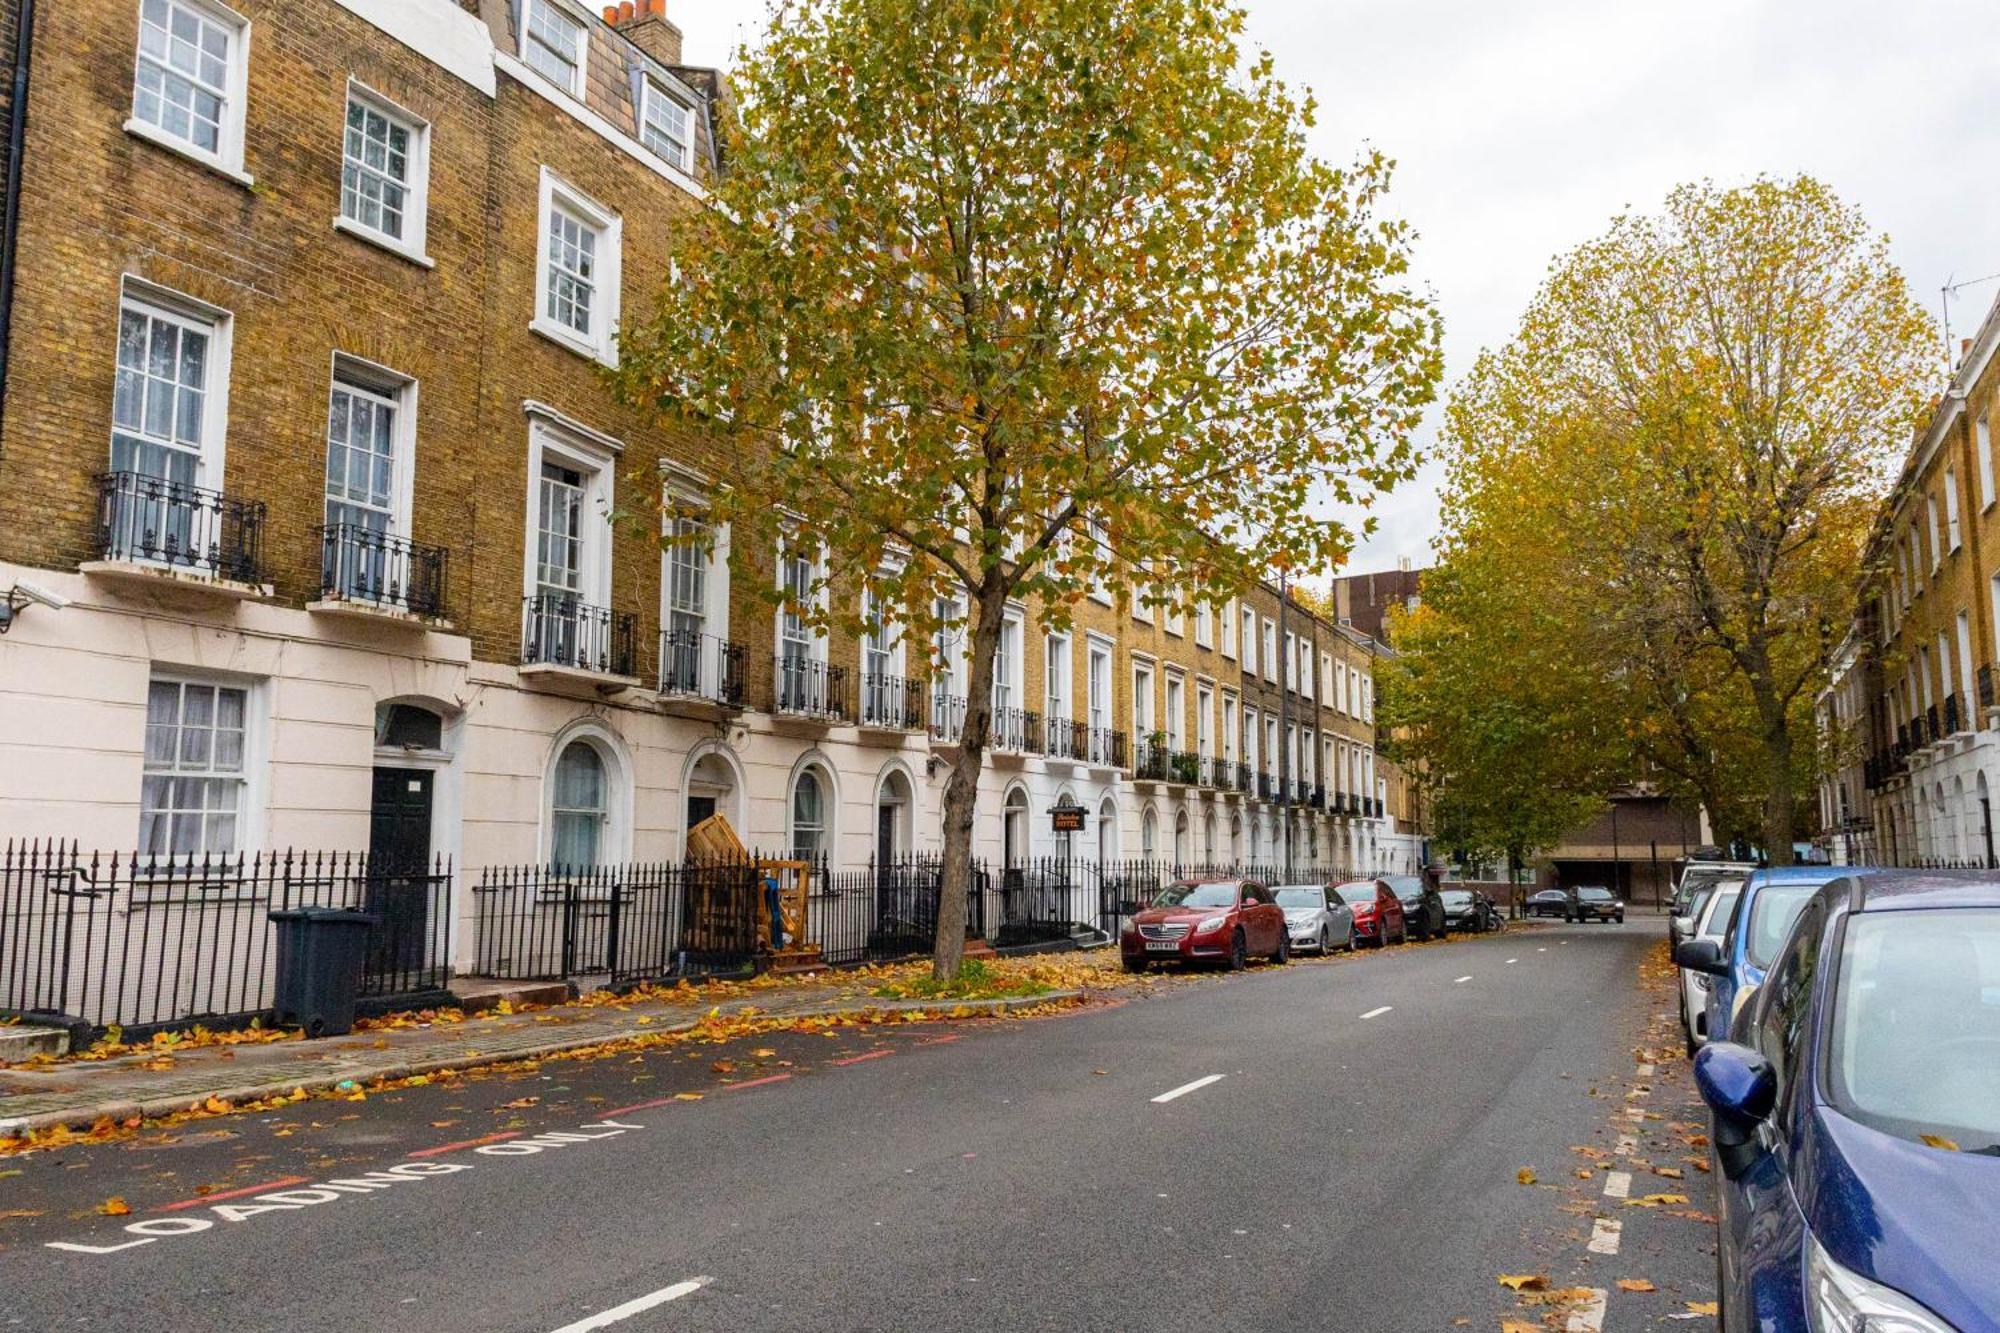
[877,801,897,865]
[368,768,435,975]
[687,794,717,831]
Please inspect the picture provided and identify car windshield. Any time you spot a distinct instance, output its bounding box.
[1676,866,1734,912]
[1335,882,1378,906]
[1745,882,1828,969]
[1696,887,1741,939]
[1577,888,1613,902]
[1680,884,1715,921]
[1155,881,1238,909]
[1441,891,1472,907]
[1829,908,2000,1153]
[1273,887,1325,909]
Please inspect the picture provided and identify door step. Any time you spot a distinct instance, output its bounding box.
[447,978,574,1014]
[0,1023,71,1063]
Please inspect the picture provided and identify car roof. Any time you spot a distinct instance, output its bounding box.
[1743,864,1873,887]
[1847,870,2000,913]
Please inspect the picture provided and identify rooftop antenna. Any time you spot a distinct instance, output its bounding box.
[1941,270,2000,375]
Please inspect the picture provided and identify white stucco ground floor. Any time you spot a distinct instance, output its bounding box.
[1867,728,2000,867]
[0,561,1420,986]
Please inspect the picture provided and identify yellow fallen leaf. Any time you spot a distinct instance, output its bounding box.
[1501,1322,1541,1333]
[97,1197,131,1216]
[1686,1302,1720,1315]
[1653,1166,1684,1179]
[1497,1274,1549,1291]
[674,1092,703,1101]
[202,1095,231,1114]
[1516,1167,1537,1185]
[1920,1134,1960,1152]
[1626,1193,1690,1207]
[0,1208,44,1219]
[1616,1278,1656,1292]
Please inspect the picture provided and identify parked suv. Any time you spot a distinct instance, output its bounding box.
[1565,885,1625,923]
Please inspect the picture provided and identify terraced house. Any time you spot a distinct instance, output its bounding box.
[1824,292,2000,867]
[0,0,1423,1027]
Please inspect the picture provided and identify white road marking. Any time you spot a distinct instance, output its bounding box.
[1625,1106,1648,1122]
[1636,1063,1656,1077]
[1360,1006,1393,1020]
[1152,1074,1226,1104]
[1587,1217,1623,1255]
[1453,976,1472,984]
[1506,958,1518,965]
[548,1279,710,1333]
[1602,1170,1632,1199]
[1538,947,1547,953]
[1615,1134,1638,1155]
[1565,1287,1607,1332]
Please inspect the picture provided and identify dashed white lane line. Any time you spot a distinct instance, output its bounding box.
[1587,1217,1623,1255]
[1506,958,1518,965]
[1453,976,1472,984]
[1361,1006,1393,1020]
[1564,1287,1607,1332]
[1602,1170,1632,1199]
[1152,1074,1226,1104]
[548,1278,709,1333]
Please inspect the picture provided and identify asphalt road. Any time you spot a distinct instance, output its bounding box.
[0,919,1717,1332]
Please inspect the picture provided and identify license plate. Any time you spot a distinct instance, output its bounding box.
[1145,940,1181,952]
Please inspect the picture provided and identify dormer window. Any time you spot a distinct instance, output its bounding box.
[523,0,586,98]
[640,80,692,173]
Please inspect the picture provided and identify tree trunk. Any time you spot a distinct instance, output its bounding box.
[932,576,1007,979]
[1507,845,1522,919]
[1761,710,1797,867]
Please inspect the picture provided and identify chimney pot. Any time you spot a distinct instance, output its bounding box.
[1963,338,1974,358]
[602,4,618,19]
[619,1,635,19]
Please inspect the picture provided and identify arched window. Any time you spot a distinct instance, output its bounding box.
[1174,810,1190,866]
[1229,813,1242,862]
[1098,796,1118,863]
[1203,810,1217,863]
[792,765,829,861]
[551,740,607,868]
[1141,807,1158,859]
[1003,785,1030,868]
[875,767,913,863]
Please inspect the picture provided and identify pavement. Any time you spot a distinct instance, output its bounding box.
[0,918,1718,1332]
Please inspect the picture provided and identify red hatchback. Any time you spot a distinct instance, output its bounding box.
[1334,879,1408,947]
[1121,878,1289,971]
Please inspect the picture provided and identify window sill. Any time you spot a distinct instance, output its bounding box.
[123,118,254,189]
[530,317,618,369]
[333,217,435,269]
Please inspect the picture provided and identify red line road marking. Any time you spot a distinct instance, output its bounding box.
[718,1073,792,1092]
[157,1176,310,1212]
[597,1095,685,1118]
[407,1132,521,1159]
[915,1034,961,1047]
[829,1049,894,1066]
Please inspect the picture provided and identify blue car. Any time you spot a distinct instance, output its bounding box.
[1682,865,1880,1046]
[1692,873,2000,1332]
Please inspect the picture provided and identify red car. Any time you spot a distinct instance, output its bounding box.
[1121,878,1289,971]
[1334,879,1407,947]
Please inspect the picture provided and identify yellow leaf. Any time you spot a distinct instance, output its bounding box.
[1625,1193,1689,1207]
[1653,1166,1684,1179]
[1501,1323,1541,1333]
[1497,1274,1548,1292]
[1516,1167,1537,1185]
[1920,1134,1960,1152]
[202,1095,231,1114]
[674,1092,703,1101]
[1686,1302,1720,1316]
[1616,1278,1656,1292]
[97,1197,131,1216]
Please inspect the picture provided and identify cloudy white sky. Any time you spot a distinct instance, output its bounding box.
[667,0,2000,574]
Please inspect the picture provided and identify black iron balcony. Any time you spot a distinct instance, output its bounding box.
[1982,664,1996,713]
[315,523,446,617]
[1044,717,1085,761]
[1257,771,1275,802]
[1087,725,1126,768]
[1234,762,1256,795]
[774,655,849,721]
[1945,694,1962,736]
[1169,750,1201,785]
[992,706,1041,753]
[1312,784,1327,811]
[659,630,746,707]
[1134,735,1171,781]
[859,672,923,730]
[930,690,968,743]
[1198,755,1225,788]
[522,593,636,677]
[94,470,266,584]
[1926,705,1940,743]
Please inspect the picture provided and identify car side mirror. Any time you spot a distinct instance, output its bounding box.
[1674,938,1726,976]
[1694,1042,1775,1179]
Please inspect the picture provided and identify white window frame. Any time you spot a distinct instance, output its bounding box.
[325,352,417,537]
[139,670,261,857]
[1163,668,1186,750]
[110,280,236,498]
[1086,635,1113,736]
[659,468,731,647]
[1044,631,1072,725]
[1221,690,1239,763]
[1194,601,1213,648]
[519,0,588,99]
[532,167,623,367]
[522,406,619,607]
[1946,468,1963,552]
[125,0,254,186]
[775,529,830,666]
[1220,599,1237,659]
[1956,610,1974,723]
[1362,672,1374,722]
[639,77,694,174]
[1980,412,1998,512]
[1132,658,1155,737]
[1928,496,1943,573]
[1196,682,1214,760]
[1240,606,1257,673]
[1087,519,1113,606]
[1164,593,1184,638]
[335,81,433,267]
[1261,618,1278,683]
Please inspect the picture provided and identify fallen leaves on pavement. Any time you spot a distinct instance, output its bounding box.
[1616,1278,1656,1293]
[96,1197,131,1216]
[1516,1167,1537,1185]
[1497,1275,1548,1292]
[1624,1193,1689,1208]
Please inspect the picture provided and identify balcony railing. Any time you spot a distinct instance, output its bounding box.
[1087,726,1127,768]
[1944,695,1962,736]
[522,593,636,676]
[992,706,1041,753]
[1197,755,1224,788]
[1170,750,1201,785]
[1044,716,1084,761]
[1257,772,1275,802]
[1134,735,1171,781]
[95,470,266,583]
[1311,785,1327,811]
[859,672,923,729]
[930,691,968,743]
[658,630,746,707]
[1982,665,1996,713]
[1234,762,1256,795]
[316,523,446,616]
[774,655,849,721]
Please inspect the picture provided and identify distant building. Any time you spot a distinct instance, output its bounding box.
[1332,563,1424,644]
[1538,788,1710,909]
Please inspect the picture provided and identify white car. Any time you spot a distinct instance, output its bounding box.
[1272,884,1356,955]
[1676,879,1742,1054]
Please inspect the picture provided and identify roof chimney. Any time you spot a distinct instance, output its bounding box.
[1963,338,1974,361]
[604,0,683,66]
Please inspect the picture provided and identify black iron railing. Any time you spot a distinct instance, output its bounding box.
[0,841,451,1036]
[774,656,849,720]
[992,707,1041,753]
[1945,694,1963,736]
[316,523,447,616]
[95,470,266,584]
[472,859,760,984]
[859,672,923,729]
[1087,726,1127,768]
[1135,735,1171,781]
[814,857,988,967]
[930,691,968,743]
[1170,750,1201,785]
[658,630,746,706]
[1982,665,1996,713]
[1258,772,1275,801]
[522,593,636,676]
[1235,762,1256,795]
[1043,717,1085,761]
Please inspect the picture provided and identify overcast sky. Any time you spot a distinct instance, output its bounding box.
[667,0,2000,576]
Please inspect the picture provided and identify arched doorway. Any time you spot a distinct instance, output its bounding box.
[683,745,742,840]
[1174,810,1190,867]
[1097,796,1119,864]
[1229,812,1242,863]
[1203,810,1217,865]
[1003,784,1030,870]
[875,766,913,864]
[1141,806,1158,859]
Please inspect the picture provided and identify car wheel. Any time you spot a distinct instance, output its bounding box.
[1318,927,1331,955]
[1273,931,1290,964]
[1122,955,1147,974]
[1616,914,1626,924]
[1345,923,1357,952]
[1228,929,1247,971]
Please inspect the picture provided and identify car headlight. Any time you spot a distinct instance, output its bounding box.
[1806,1233,1954,1333]
[1195,916,1227,935]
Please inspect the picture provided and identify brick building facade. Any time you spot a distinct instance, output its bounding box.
[0,0,1422,982]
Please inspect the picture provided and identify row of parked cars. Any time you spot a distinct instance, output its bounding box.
[1668,859,1999,1332]
[1118,875,1504,971]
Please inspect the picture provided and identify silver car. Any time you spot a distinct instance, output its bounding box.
[1272,884,1356,954]
[1677,879,1742,1054]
